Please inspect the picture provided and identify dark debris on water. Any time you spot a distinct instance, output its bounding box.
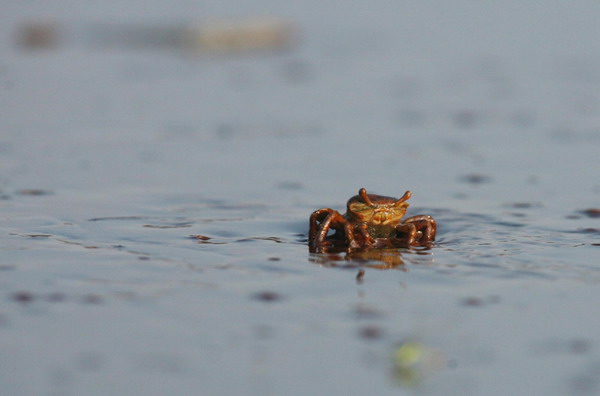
[460,295,502,307]
[459,173,492,185]
[16,189,53,196]
[358,325,384,340]
[9,291,104,305]
[580,208,600,218]
[251,291,284,303]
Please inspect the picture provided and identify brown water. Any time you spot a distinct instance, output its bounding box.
[1,2,600,395]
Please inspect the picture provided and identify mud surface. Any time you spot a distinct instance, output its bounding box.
[1,2,600,395]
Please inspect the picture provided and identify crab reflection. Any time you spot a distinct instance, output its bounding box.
[309,245,433,271]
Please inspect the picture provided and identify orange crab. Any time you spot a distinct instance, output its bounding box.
[309,188,436,252]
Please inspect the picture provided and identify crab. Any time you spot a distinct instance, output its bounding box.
[309,188,436,252]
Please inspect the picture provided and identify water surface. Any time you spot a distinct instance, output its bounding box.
[1,1,600,395]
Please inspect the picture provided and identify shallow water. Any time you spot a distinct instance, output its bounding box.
[2,1,600,395]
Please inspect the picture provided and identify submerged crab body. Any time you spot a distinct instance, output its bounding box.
[309,188,436,252]
[366,224,396,239]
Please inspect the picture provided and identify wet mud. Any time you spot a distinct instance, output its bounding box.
[2,2,600,395]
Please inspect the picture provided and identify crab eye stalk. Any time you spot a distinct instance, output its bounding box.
[394,191,411,206]
[358,188,375,206]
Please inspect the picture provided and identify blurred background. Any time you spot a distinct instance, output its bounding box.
[2,1,599,206]
[1,1,600,395]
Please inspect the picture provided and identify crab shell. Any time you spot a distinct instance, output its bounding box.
[346,188,412,226]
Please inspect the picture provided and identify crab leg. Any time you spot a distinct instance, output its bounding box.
[395,222,418,246]
[355,223,376,247]
[309,208,334,243]
[309,209,354,247]
[399,215,436,245]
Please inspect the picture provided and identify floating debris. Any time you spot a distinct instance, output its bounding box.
[461,296,484,307]
[393,341,446,387]
[82,294,103,305]
[16,189,53,196]
[252,291,284,303]
[359,325,384,340]
[190,234,227,245]
[88,216,147,222]
[143,223,192,229]
[508,202,542,209]
[190,234,211,241]
[11,291,35,304]
[580,208,600,218]
[192,18,297,53]
[15,21,59,48]
[236,236,285,243]
[16,18,298,54]
[460,295,502,307]
[459,173,492,185]
[577,228,600,234]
